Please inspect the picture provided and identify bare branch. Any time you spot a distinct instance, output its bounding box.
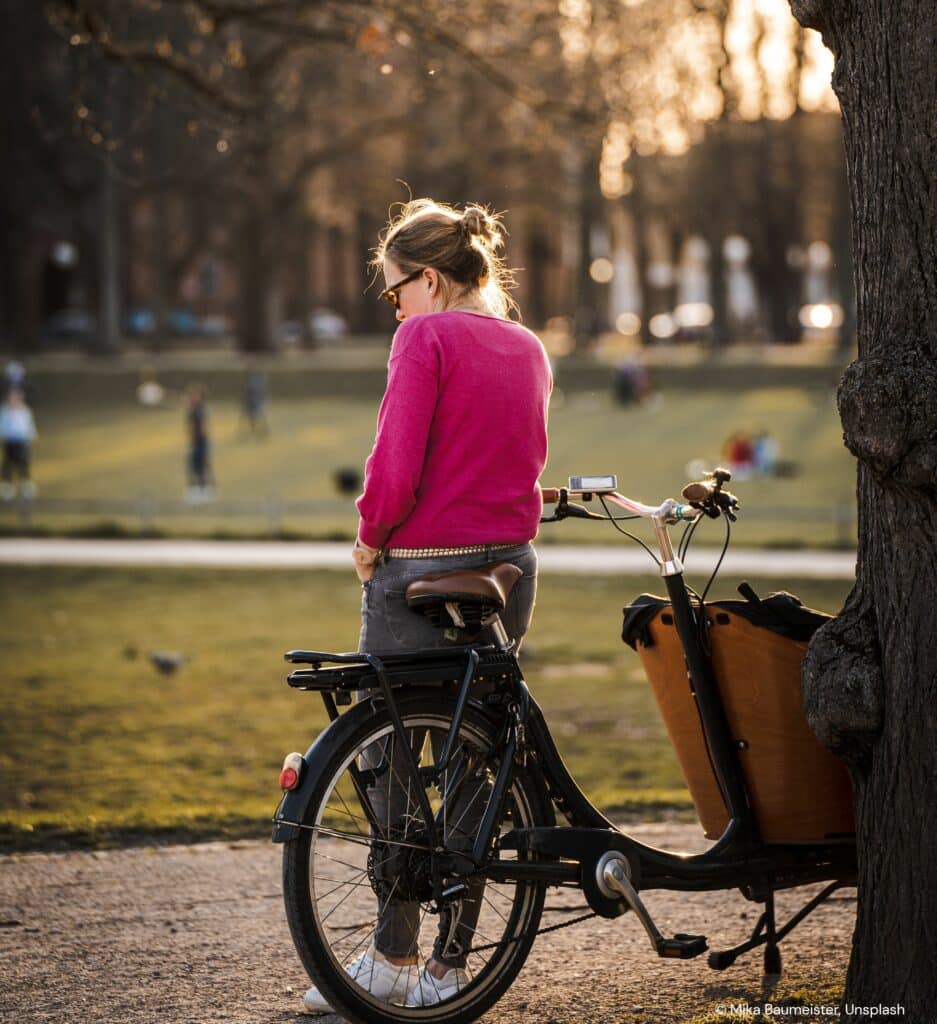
[57,0,257,116]
[250,26,356,80]
[163,0,307,24]
[387,6,595,130]
[274,114,412,207]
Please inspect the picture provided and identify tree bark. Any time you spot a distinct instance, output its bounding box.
[789,1,937,1019]
[831,155,856,355]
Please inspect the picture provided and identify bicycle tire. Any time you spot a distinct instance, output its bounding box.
[282,689,554,1024]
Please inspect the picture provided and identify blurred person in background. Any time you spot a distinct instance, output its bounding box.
[301,199,552,1013]
[723,430,755,479]
[184,383,215,502]
[0,388,38,500]
[753,429,779,477]
[3,360,26,400]
[240,366,270,439]
[612,357,653,406]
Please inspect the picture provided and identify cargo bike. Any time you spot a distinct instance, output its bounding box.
[273,470,857,1024]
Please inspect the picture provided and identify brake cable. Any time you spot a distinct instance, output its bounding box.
[598,494,662,567]
[678,513,702,562]
[699,512,732,606]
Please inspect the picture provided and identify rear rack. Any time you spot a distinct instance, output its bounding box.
[284,644,518,693]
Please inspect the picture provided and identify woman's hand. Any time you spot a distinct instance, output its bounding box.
[352,540,381,583]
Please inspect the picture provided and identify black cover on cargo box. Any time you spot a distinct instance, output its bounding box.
[622,589,830,650]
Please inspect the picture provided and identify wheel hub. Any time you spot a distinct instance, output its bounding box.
[367,833,435,903]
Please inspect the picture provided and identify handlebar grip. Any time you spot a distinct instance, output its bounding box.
[541,487,561,504]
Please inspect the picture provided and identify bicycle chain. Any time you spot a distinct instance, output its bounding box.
[468,908,598,955]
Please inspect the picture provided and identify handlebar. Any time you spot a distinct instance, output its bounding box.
[540,487,699,525]
[539,468,739,578]
[539,468,739,526]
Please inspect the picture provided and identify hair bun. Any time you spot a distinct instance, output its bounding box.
[460,206,495,246]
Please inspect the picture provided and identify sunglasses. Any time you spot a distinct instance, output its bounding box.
[379,268,425,308]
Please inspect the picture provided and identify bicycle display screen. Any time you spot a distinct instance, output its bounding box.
[568,475,617,493]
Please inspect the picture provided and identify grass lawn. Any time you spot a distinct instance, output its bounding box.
[0,386,856,547]
[0,565,852,851]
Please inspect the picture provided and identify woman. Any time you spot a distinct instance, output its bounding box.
[303,198,552,1014]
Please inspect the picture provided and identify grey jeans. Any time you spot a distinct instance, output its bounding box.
[358,543,537,966]
[359,543,537,652]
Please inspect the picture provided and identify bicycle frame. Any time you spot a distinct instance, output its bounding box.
[274,486,856,971]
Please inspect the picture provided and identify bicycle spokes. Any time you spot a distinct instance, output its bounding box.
[304,714,544,1008]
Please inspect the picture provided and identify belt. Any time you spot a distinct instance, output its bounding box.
[384,542,523,559]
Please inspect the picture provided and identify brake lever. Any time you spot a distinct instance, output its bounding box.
[540,487,569,523]
[541,487,606,522]
[563,501,606,520]
[714,490,740,522]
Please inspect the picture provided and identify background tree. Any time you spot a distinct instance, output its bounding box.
[19,0,849,354]
[787,0,937,1019]
[53,0,594,349]
[588,0,845,346]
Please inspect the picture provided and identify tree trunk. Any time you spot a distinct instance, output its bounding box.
[150,108,170,351]
[700,123,734,348]
[238,197,275,353]
[748,121,803,344]
[237,135,278,353]
[523,214,551,330]
[628,160,655,348]
[573,148,603,348]
[96,71,121,355]
[789,2,937,1019]
[706,228,731,348]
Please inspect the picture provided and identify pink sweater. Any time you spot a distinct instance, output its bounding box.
[356,311,552,550]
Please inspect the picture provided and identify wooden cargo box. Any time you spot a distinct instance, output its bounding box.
[630,601,854,844]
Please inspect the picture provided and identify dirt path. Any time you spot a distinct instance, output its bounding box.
[0,824,855,1024]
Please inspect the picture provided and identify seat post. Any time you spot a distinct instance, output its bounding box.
[488,614,510,647]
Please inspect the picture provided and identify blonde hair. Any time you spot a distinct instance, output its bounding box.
[373,198,519,320]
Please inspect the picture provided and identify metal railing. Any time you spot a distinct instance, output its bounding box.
[0,495,858,545]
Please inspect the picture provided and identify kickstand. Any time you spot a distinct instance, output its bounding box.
[763,890,780,975]
[708,881,848,976]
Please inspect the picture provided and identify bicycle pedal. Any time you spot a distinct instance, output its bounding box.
[657,933,708,959]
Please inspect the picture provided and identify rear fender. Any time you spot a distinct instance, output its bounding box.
[271,701,364,843]
[272,741,322,842]
[271,686,491,842]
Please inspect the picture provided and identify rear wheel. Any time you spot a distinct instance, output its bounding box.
[282,692,554,1024]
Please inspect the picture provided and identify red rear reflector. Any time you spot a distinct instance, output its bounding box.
[279,751,304,790]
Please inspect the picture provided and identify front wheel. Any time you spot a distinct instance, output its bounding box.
[282,691,554,1024]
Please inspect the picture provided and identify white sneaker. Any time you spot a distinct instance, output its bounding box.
[302,951,417,1014]
[405,965,469,1007]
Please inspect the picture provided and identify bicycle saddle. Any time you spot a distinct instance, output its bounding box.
[405,562,523,619]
